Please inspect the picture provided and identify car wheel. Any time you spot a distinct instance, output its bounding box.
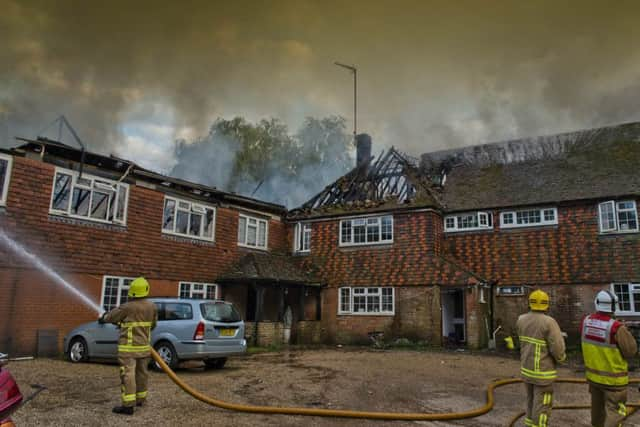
[153,341,178,370]
[68,337,89,363]
[204,357,227,369]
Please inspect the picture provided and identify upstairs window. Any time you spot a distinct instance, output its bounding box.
[338,287,394,315]
[0,153,12,207]
[445,212,492,232]
[599,201,638,233]
[238,214,268,249]
[179,282,218,300]
[101,276,133,311]
[612,283,640,315]
[50,168,129,225]
[340,215,393,246]
[294,223,311,253]
[500,207,558,229]
[162,196,216,241]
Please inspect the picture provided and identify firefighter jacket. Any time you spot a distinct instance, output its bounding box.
[516,311,567,385]
[103,298,158,358]
[581,312,638,389]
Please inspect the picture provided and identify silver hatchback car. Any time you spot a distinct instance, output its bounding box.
[64,298,247,369]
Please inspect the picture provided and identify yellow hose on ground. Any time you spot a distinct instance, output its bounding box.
[151,349,640,422]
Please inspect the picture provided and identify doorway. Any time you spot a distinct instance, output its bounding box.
[442,288,465,345]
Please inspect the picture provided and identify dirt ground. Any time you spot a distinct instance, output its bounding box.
[7,347,640,427]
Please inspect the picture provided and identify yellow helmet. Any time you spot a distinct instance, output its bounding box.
[529,289,549,311]
[128,277,150,298]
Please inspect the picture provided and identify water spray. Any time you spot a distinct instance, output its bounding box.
[0,229,103,315]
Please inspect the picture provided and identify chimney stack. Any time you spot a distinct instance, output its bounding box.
[355,133,372,169]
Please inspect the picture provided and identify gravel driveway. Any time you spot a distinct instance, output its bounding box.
[7,347,640,426]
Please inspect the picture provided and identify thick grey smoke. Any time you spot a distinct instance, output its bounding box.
[2,0,640,174]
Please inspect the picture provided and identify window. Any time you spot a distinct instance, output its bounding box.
[238,214,268,249]
[163,303,194,320]
[294,223,311,253]
[599,201,638,233]
[500,208,558,229]
[338,287,395,315]
[50,168,129,225]
[101,276,134,311]
[497,286,525,296]
[162,196,215,241]
[444,212,492,232]
[611,283,640,315]
[339,215,393,246]
[179,282,218,300]
[0,153,12,207]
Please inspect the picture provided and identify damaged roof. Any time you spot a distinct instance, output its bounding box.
[288,147,442,220]
[13,137,286,215]
[422,121,640,212]
[217,252,321,286]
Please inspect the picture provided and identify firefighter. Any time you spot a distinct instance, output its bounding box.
[516,289,566,427]
[99,277,157,415]
[581,290,637,427]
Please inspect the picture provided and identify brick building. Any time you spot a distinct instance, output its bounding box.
[1,121,639,355]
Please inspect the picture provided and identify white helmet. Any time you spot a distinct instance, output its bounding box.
[595,290,618,313]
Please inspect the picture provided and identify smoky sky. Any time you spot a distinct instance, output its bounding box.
[2,0,640,174]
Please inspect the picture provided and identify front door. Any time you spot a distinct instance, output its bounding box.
[442,288,465,345]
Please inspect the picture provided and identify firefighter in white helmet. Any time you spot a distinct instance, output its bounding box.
[99,277,157,415]
[516,289,566,426]
[581,290,637,427]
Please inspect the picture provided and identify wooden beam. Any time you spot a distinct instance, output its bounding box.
[299,286,306,321]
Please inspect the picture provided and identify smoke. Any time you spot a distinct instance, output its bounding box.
[2,0,640,175]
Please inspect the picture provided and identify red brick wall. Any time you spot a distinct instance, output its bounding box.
[0,155,286,355]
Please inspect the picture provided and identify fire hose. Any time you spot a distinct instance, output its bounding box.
[150,349,640,423]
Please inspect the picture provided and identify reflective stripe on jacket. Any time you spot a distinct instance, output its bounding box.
[581,314,629,387]
[104,298,158,358]
[516,311,566,386]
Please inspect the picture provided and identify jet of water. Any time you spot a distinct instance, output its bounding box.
[0,228,103,315]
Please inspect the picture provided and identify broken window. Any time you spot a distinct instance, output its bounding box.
[338,287,394,315]
[162,196,215,241]
[50,168,128,225]
[499,207,557,229]
[444,212,493,232]
[102,276,134,311]
[238,213,268,249]
[179,282,217,300]
[0,153,13,206]
[294,223,311,253]
[339,215,393,246]
[598,201,638,233]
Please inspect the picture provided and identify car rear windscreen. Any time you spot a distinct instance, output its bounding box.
[200,302,241,323]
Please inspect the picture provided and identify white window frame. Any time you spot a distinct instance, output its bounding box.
[179,282,218,300]
[497,286,525,296]
[100,276,135,312]
[444,211,493,232]
[161,195,216,242]
[338,287,395,315]
[294,222,311,253]
[598,200,639,234]
[339,215,394,246]
[49,167,129,225]
[238,213,269,250]
[500,207,558,229]
[611,283,640,315]
[0,153,13,207]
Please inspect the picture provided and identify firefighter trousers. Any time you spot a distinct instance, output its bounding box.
[524,383,553,427]
[589,383,627,427]
[118,356,150,407]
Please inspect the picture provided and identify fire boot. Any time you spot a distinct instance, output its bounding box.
[112,406,134,415]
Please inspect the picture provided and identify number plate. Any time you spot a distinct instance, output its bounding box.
[220,329,235,337]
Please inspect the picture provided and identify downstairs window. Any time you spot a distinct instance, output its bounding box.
[179,282,218,300]
[612,283,640,315]
[338,287,394,315]
[101,276,134,311]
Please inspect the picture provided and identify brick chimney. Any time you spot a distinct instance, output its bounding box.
[355,133,372,169]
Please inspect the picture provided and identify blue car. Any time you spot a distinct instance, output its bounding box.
[64,298,246,369]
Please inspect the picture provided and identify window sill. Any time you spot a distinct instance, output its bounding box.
[293,251,310,256]
[162,234,216,247]
[445,228,494,234]
[599,230,639,236]
[48,214,127,231]
[337,313,395,317]
[238,244,268,252]
[338,242,393,251]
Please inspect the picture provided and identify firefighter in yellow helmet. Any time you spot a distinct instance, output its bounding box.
[516,289,566,427]
[99,277,157,415]
[581,290,637,427]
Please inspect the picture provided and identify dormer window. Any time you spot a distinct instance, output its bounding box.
[599,200,638,233]
[444,212,492,232]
